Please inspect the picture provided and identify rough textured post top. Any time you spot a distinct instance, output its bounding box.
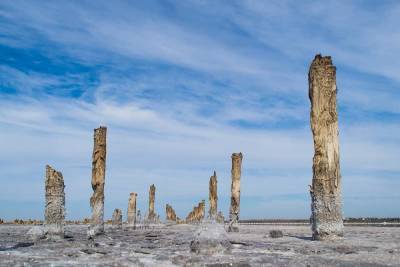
[231,153,243,179]
[128,192,137,205]
[231,152,243,184]
[308,54,336,108]
[45,165,64,193]
[231,152,243,160]
[150,184,155,193]
[93,126,107,144]
[309,54,333,68]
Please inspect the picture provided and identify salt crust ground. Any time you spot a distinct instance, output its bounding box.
[0,224,399,266]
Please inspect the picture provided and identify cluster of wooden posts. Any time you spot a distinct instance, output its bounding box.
[44,54,343,241]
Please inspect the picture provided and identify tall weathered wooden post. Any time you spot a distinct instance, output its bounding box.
[127,192,137,228]
[89,126,107,236]
[309,54,343,240]
[209,171,218,220]
[45,165,65,239]
[228,152,242,232]
[148,184,156,221]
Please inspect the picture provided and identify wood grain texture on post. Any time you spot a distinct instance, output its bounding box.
[127,192,137,228]
[229,152,242,232]
[309,54,343,240]
[89,126,107,236]
[208,171,218,220]
[45,165,65,239]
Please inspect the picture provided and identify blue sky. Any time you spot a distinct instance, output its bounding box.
[0,0,399,220]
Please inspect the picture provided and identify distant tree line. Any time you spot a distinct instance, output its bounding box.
[238,218,400,224]
[345,217,400,223]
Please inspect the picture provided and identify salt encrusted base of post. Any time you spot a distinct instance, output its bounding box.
[45,165,65,240]
[89,126,107,237]
[228,152,242,232]
[127,192,137,229]
[208,171,218,220]
[112,209,122,228]
[309,54,343,240]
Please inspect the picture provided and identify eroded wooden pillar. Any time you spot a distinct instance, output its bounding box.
[127,192,137,228]
[45,165,65,239]
[309,54,343,240]
[228,152,242,232]
[89,126,107,236]
[148,184,156,220]
[208,171,218,220]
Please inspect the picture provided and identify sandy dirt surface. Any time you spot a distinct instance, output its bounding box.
[0,224,399,266]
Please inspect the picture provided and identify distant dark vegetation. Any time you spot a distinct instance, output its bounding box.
[345,217,400,223]
[239,218,400,224]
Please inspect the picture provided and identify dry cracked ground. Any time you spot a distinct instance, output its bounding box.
[0,224,399,266]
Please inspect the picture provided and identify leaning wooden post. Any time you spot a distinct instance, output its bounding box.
[309,54,343,240]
